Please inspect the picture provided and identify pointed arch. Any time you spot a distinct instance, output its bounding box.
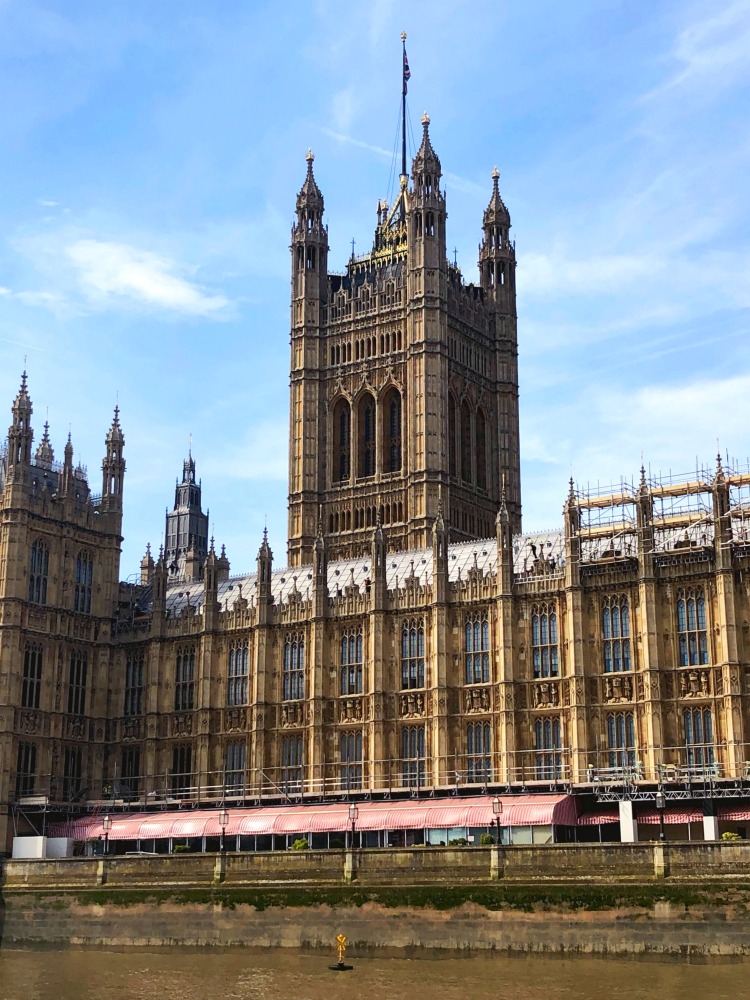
[448,392,458,479]
[476,407,487,491]
[460,399,473,484]
[357,391,376,479]
[332,397,351,483]
[382,385,402,473]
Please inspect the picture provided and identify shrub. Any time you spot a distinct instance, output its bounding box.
[479,832,495,846]
[448,837,469,847]
[172,844,191,854]
[291,837,309,851]
[721,831,742,841]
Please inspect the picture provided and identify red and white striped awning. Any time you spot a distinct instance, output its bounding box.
[718,803,750,822]
[577,805,703,826]
[51,793,577,842]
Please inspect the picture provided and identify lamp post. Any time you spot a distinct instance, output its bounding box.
[655,787,666,842]
[102,814,112,856]
[492,796,503,844]
[349,803,358,849]
[219,807,229,853]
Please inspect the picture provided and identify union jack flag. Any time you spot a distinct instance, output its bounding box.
[403,50,411,95]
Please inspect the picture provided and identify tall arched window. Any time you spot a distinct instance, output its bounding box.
[281,735,303,791]
[448,393,458,478]
[29,540,49,605]
[358,394,376,478]
[340,731,363,790]
[531,604,559,678]
[476,408,487,491]
[602,596,631,672]
[534,717,562,780]
[465,612,490,684]
[677,588,709,666]
[340,629,364,695]
[225,741,247,793]
[467,722,492,783]
[174,647,195,711]
[382,388,402,472]
[401,619,425,689]
[228,641,249,706]
[332,398,351,483]
[283,633,305,701]
[401,726,425,788]
[684,707,715,770]
[460,400,472,483]
[74,552,93,614]
[22,644,43,709]
[607,711,636,769]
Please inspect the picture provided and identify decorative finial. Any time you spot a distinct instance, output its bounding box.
[306,148,314,164]
[421,111,430,127]
[401,31,406,41]
[492,166,500,181]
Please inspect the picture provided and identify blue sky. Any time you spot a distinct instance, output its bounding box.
[0,0,748,578]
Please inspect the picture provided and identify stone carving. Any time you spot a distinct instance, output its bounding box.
[678,668,711,699]
[400,691,425,718]
[604,674,634,703]
[224,708,247,732]
[464,687,490,714]
[172,713,193,737]
[66,715,86,740]
[532,681,559,708]
[122,718,141,741]
[636,675,645,701]
[280,702,303,728]
[339,697,364,723]
[19,710,39,735]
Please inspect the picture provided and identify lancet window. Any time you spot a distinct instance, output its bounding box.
[28,540,49,605]
[283,634,305,701]
[602,596,631,672]
[465,612,490,684]
[677,588,709,666]
[340,630,363,696]
[401,619,425,689]
[531,604,558,678]
[534,717,562,780]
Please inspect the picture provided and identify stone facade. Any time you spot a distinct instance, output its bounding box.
[2,120,750,853]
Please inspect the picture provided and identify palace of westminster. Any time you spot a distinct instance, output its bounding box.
[2,113,750,850]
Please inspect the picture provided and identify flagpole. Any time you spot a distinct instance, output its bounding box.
[400,31,407,223]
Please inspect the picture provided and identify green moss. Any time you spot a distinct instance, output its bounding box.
[5,882,749,915]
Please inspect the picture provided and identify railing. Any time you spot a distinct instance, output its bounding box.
[15,742,750,816]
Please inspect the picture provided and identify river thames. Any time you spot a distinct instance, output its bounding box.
[0,949,745,1000]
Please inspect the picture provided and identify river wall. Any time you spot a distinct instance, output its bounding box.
[3,843,750,957]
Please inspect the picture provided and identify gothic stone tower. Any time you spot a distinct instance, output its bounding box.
[287,115,521,566]
[0,375,125,851]
[163,451,209,583]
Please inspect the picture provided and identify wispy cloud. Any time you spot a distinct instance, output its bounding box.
[65,239,230,317]
[645,0,750,99]
[322,128,392,160]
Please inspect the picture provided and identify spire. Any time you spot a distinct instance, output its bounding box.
[182,449,196,484]
[296,149,324,214]
[483,166,510,228]
[412,111,441,178]
[102,405,126,505]
[35,420,54,469]
[715,451,725,484]
[259,524,273,560]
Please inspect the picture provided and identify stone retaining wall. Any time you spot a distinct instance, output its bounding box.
[3,842,750,957]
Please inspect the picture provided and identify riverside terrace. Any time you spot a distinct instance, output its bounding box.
[35,793,750,855]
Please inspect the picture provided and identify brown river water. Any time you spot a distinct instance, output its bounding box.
[0,950,745,1000]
